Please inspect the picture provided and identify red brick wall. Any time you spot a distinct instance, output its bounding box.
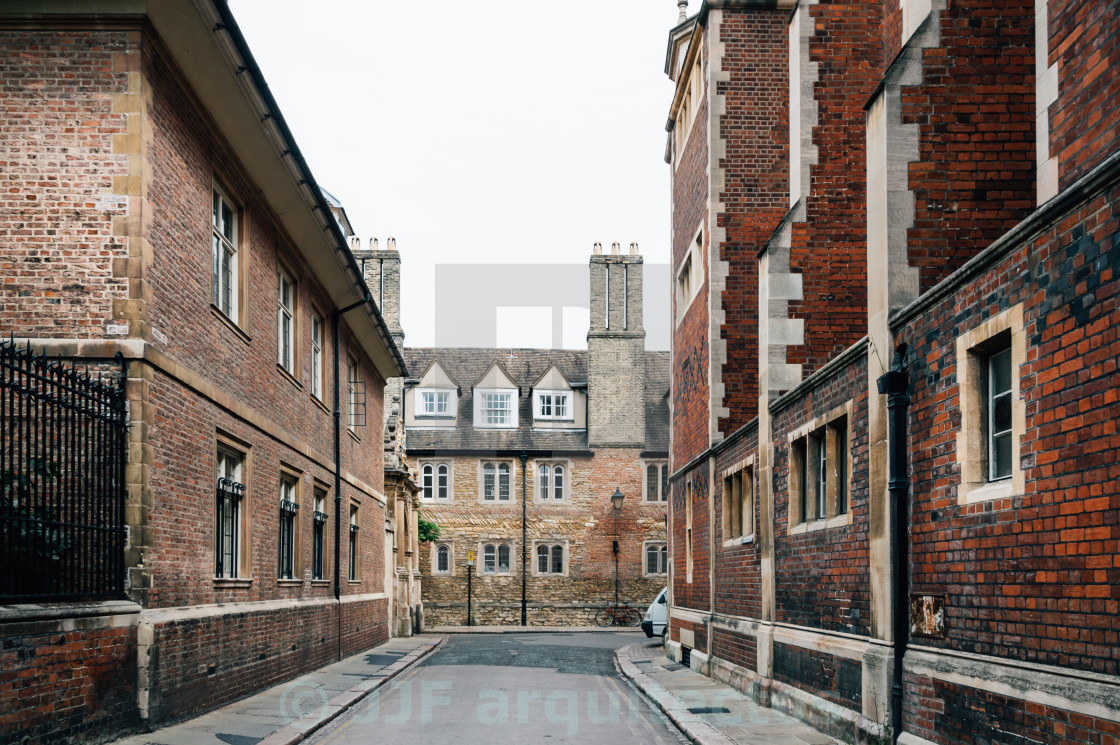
[1049,0,1120,189]
[902,0,1037,293]
[0,30,132,337]
[0,622,138,745]
[671,465,711,612]
[711,626,757,674]
[713,427,761,621]
[786,1,880,374]
[672,37,711,469]
[897,178,1120,679]
[716,9,789,433]
[772,354,871,636]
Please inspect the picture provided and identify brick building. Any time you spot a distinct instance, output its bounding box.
[0,2,405,743]
[405,245,672,626]
[664,0,1119,743]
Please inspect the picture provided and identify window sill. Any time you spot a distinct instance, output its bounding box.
[310,579,331,587]
[213,577,253,589]
[210,305,251,344]
[644,499,669,506]
[643,573,669,579]
[959,479,1016,505]
[789,512,851,535]
[278,364,303,391]
[311,395,330,416]
[478,499,514,505]
[722,533,755,547]
[277,578,303,587]
[348,579,362,585]
[421,498,453,504]
[347,428,361,444]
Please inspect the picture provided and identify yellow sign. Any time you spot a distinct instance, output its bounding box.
[467,550,475,562]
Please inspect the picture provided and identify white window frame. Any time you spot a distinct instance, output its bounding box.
[479,461,512,502]
[988,346,1013,482]
[474,388,517,428]
[787,404,853,535]
[534,390,573,421]
[310,311,324,400]
[643,541,668,577]
[535,461,568,502]
[216,447,245,579]
[418,388,455,416]
[420,462,451,501]
[277,268,295,374]
[533,541,568,576]
[643,460,669,502]
[676,230,702,322]
[212,185,239,323]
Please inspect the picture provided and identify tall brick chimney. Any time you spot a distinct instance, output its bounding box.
[353,236,404,351]
[587,242,646,448]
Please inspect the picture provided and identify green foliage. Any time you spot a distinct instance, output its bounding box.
[417,515,442,543]
[1,457,72,563]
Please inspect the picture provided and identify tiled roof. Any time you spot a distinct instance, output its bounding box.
[402,347,670,455]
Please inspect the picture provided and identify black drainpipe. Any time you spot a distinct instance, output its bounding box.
[334,295,371,660]
[877,343,910,743]
[520,451,529,626]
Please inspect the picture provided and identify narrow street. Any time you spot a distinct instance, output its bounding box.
[307,632,688,744]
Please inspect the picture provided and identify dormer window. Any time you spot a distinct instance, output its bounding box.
[474,389,516,428]
[419,388,454,416]
[535,390,571,421]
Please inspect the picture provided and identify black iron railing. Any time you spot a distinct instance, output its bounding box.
[0,338,128,601]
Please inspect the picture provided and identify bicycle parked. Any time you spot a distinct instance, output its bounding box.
[594,600,642,627]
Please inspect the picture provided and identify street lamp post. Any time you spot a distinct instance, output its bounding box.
[611,488,624,606]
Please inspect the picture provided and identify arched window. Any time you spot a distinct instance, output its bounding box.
[552,465,564,500]
[497,463,510,500]
[437,544,450,573]
[422,464,434,500]
[436,464,449,500]
[498,544,510,573]
[537,545,549,573]
[483,463,495,500]
[551,545,564,574]
[539,465,550,499]
[660,545,667,574]
[647,544,659,575]
[647,464,659,501]
[483,543,496,573]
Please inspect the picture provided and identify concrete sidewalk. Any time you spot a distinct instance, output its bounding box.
[430,624,643,634]
[616,640,841,745]
[112,635,444,745]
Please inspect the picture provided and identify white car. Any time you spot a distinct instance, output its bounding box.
[640,587,668,641]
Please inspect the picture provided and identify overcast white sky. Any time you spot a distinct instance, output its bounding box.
[230,0,680,349]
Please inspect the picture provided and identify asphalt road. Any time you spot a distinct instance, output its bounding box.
[308,632,688,745]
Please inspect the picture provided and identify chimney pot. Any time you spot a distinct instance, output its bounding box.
[611,242,621,255]
[677,0,688,23]
[370,237,379,250]
[350,236,360,250]
[630,242,639,255]
[388,237,397,251]
[593,242,603,255]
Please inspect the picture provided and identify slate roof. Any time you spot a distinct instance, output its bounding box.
[403,347,670,455]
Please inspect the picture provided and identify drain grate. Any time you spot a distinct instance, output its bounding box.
[687,706,731,715]
[681,646,692,668]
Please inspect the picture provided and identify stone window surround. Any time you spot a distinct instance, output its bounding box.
[214,430,252,587]
[310,309,325,402]
[432,541,454,575]
[477,459,515,503]
[417,387,455,417]
[672,44,704,167]
[643,459,669,502]
[642,540,668,577]
[532,459,569,502]
[531,539,569,577]
[276,463,304,584]
[348,500,361,583]
[786,401,854,535]
[685,478,694,584]
[276,263,298,379]
[477,538,515,576]
[474,387,518,429]
[955,303,1026,505]
[420,461,453,502]
[721,455,756,547]
[676,226,704,325]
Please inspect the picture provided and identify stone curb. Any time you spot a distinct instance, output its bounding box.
[614,642,736,745]
[431,625,642,634]
[256,635,446,745]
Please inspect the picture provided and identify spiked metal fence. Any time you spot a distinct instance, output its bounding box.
[0,338,129,601]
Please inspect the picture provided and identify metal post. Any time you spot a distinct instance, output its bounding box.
[467,565,472,626]
[520,451,528,626]
[613,541,620,606]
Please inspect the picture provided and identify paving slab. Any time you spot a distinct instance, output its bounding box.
[616,641,844,745]
[111,635,444,745]
[429,624,639,633]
